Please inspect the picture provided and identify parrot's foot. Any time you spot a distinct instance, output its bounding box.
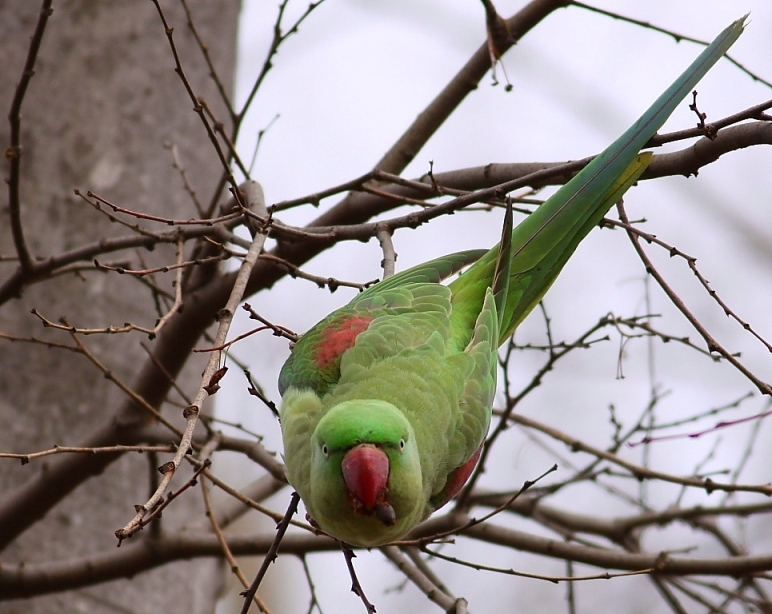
[374,502,395,526]
[305,513,322,533]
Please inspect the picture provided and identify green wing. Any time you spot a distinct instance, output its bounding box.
[278,250,485,396]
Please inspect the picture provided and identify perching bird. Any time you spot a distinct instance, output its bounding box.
[278,18,745,548]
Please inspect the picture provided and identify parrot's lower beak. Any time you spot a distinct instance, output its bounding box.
[341,443,394,525]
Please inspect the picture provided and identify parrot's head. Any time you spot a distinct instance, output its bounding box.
[308,399,425,546]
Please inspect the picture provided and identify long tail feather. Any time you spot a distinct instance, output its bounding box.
[451,16,746,344]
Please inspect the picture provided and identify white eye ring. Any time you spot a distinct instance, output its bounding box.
[322,444,329,457]
[398,438,406,451]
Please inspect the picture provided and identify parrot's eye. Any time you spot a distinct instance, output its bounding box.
[398,438,405,452]
[321,444,329,458]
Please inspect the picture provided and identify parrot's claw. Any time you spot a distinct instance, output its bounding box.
[305,513,322,532]
[374,502,396,526]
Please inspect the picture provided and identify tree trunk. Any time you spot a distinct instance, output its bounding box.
[0,1,239,611]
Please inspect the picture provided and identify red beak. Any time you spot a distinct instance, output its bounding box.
[341,443,389,510]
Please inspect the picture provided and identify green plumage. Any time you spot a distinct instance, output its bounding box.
[278,18,745,547]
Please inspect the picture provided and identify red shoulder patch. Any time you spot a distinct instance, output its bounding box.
[430,444,483,510]
[313,315,374,369]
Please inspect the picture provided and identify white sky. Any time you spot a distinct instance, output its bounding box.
[217,2,772,612]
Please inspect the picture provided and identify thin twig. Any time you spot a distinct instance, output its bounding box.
[201,475,271,614]
[165,141,206,216]
[239,492,301,614]
[115,181,270,542]
[381,546,459,612]
[571,2,772,89]
[126,459,213,539]
[341,542,377,614]
[616,202,772,397]
[509,411,772,496]
[606,218,772,354]
[149,0,242,205]
[6,0,53,273]
[243,368,280,420]
[422,546,654,583]
[0,444,176,464]
[88,191,242,226]
[258,254,374,292]
[376,225,397,279]
[179,0,236,124]
[64,325,182,436]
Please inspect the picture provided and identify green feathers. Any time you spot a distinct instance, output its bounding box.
[454,16,745,342]
[278,18,746,547]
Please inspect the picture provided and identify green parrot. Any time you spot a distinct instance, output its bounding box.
[278,18,745,547]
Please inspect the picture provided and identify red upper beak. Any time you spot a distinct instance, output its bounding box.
[341,443,389,510]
